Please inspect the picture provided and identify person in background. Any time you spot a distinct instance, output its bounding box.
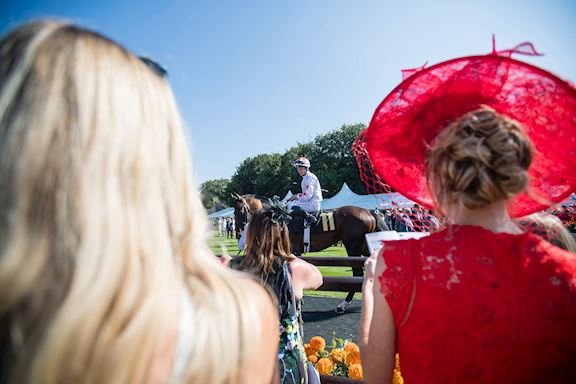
[287,157,323,226]
[409,205,424,231]
[517,212,576,253]
[384,209,395,230]
[226,218,234,239]
[423,209,441,232]
[238,222,249,251]
[394,208,413,232]
[229,201,323,384]
[220,217,227,236]
[0,21,278,384]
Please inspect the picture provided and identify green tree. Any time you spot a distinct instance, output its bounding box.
[309,123,367,197]
[226,123,369,202]
[200,178,230,210]
[228,153,285,200]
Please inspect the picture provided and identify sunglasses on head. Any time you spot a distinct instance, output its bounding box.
[139,56,168,78]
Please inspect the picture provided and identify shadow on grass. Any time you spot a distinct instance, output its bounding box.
[303,306,361,322]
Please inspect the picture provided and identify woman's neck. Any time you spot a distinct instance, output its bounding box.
[448,201,523,234]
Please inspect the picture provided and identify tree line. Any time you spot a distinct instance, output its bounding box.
[200,123,368,210]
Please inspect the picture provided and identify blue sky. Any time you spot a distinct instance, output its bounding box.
[1,0,575,184]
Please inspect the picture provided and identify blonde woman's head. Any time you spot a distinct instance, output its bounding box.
[517,212,576,253]
[0,20,258,383]
[426,107,534,214]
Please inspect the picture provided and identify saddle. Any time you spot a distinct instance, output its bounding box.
[288,211,334,235]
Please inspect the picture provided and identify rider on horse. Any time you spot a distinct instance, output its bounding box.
[287,156,323,227]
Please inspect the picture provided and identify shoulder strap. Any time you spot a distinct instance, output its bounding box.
[283,262,299,318]
[282,262,309,382]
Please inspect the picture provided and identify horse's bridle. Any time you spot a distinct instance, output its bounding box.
[236,197,252,235]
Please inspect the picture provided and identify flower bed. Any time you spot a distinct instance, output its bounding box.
[304,335,404,383]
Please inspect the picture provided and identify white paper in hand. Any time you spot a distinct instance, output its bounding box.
[365,231,431,254]
[365,231,400,254]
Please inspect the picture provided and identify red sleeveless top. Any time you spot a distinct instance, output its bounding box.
[379,225,576,383]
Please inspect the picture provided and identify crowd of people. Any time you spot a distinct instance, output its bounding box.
[0,19,575,384]
[212,217,235,238]
[380,203,576,237]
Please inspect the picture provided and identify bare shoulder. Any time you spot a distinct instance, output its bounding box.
[288,255,307,269]
[289,256,323,290]
[289,256,318,276]
[237,276,277,318]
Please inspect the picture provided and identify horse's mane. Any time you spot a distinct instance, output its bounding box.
[242,194,270,213]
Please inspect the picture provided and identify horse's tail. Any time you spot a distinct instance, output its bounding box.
[370,209,389,232]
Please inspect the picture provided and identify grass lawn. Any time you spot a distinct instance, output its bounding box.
[208,232,361,299]
[208,235,243,256]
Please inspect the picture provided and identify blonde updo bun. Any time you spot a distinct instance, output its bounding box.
[426,107,534,211]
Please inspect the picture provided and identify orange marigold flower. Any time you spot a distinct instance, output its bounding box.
[345,350,361,366]
[309,336,326,353]
[393,354,404,384]
[316,357,334,375]
[304,343,316,357]
[348,363,363,380]
[330,348,347,363]
[308,355,318,364]
[344,341,360,354]
[393,370,404,384]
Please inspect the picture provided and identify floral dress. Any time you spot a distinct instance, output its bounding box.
[230,257,308,384]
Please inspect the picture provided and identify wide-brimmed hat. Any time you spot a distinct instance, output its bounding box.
[364,42,576,217]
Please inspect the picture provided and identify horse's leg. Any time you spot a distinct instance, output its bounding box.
[335,238,364,314]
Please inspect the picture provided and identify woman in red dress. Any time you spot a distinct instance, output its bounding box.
[359,46,576,383]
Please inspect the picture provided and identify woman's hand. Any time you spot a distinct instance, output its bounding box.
[359,249,383,349]
[218,253,232,266]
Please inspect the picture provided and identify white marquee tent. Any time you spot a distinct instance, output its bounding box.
[320,183,414,211]
[206,183,416,219]
[207,207,234,219]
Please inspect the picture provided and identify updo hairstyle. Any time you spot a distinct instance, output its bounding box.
[426,107,534,211]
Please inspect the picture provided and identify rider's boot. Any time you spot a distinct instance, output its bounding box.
[290,207,316,227]
[304,212,316,227]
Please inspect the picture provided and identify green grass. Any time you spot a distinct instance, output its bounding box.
[208,232,361,299]
[208,234,243,256]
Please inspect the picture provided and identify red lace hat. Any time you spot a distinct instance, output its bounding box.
[364,41,576,217]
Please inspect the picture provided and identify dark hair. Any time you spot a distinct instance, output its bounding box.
[241,207,293,276]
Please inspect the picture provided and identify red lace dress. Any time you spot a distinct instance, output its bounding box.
[379,225,576,383]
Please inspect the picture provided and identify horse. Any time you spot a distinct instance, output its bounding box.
[231,193,388,313]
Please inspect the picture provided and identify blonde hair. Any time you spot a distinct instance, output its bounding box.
[517,212,576,253]
[426,107,534,212]
[0,21,258,383]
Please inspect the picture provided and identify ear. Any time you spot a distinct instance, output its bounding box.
[231,192,241,200]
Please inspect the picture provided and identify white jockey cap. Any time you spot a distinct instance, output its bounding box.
[293,157,311,168]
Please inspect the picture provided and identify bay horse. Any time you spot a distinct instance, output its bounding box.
[232,193,387,313]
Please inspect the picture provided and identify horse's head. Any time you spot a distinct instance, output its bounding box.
[231,193,252,239]
[231,193,268,239]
